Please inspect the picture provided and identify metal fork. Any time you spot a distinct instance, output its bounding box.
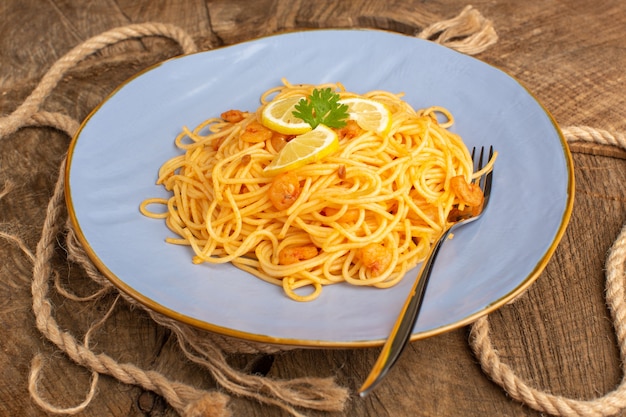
[358,146,494,397]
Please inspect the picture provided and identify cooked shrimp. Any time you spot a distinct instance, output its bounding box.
[447,205,481,222]
[336,120,363,140]
[221,109,246,123]
[212,136,225,151]
[323,206,360,222]
[268,171,300,211]
[270,132,292,152]
[407,191,439,225]
[241,120,273,143]
[279,245,318,265]
[450,175,484,207]
[337,164,347,179]
[357,243,393,277]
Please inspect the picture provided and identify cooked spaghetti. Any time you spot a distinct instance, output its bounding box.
[140,80,493,301]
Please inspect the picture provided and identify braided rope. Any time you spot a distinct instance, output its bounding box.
[563,126,626,150]
[469,126,626,416]
[416,5,498,55]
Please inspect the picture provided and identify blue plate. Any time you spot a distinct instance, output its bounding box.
[66,29,574,347]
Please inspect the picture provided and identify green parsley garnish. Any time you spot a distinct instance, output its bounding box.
[293,88,349,129]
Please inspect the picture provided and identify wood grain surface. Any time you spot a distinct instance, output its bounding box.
[1,1,626,416]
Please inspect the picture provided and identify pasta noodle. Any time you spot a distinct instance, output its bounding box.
[140,80,487,301]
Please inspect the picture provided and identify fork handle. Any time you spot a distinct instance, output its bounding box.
[358,228,452,397]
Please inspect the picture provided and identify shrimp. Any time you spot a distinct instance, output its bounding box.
[336,120,363,140]
[240,154,251,165]
[323,206,360,222]
[357,243,393,277]
[221,109,246,123]
[268,171,300,211]
[450,175,484,207]
[212,136,225,151]
[270,132,292,152]
[279,245,318,265]
[337,164,347,179]
[241,120,273,143]
[447,205,481,222]
[407,191,439,225]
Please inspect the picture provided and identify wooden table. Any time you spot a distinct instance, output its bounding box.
[1,1,626,416]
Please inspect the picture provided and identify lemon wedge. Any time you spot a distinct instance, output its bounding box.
[264,124,339,176]
[261,96,312,135]
[339,97,392,134]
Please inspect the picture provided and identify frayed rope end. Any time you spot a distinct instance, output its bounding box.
[183,392,232,417]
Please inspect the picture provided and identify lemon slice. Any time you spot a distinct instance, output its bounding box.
[264,124,339,176]
[339,97,392,134]
[261,96,312,135]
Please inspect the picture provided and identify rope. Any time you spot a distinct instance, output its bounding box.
[469,126,626,416]
[563,126,626,150]
[416,5,498,54]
